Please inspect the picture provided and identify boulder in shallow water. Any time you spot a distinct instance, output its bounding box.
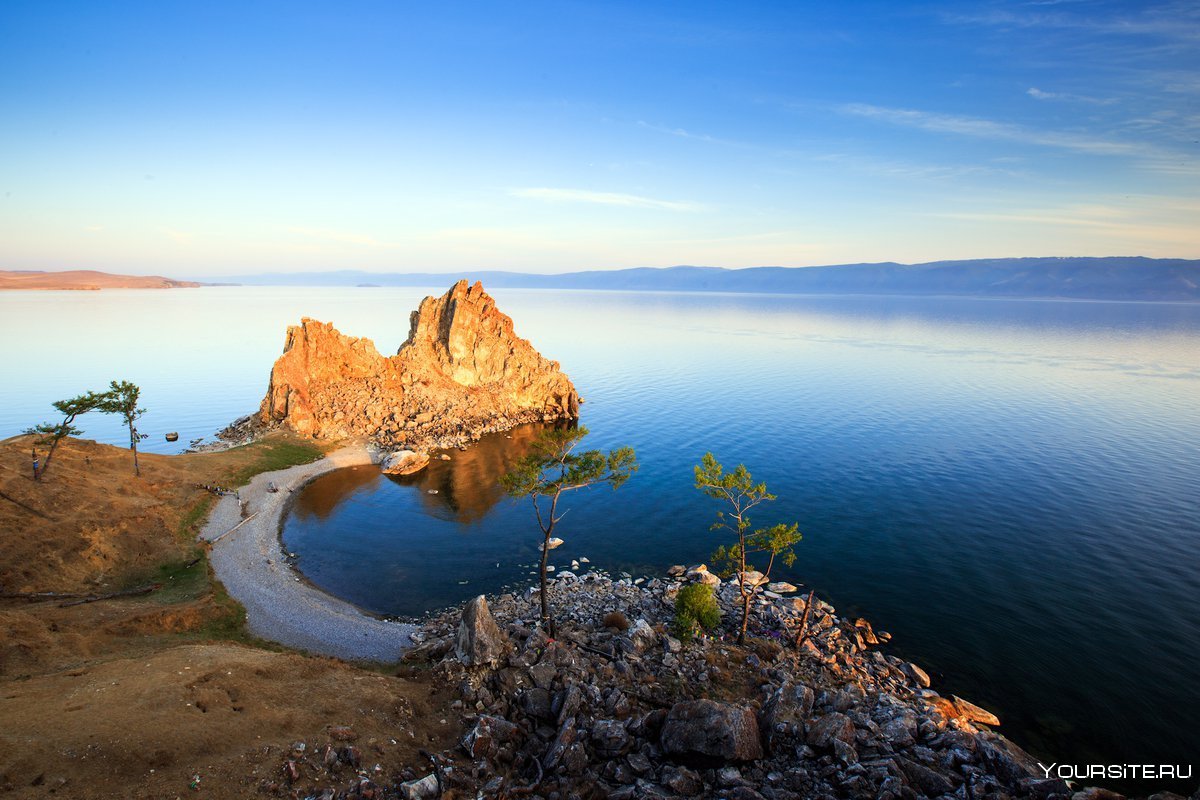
[381,449,430,475]
[953,695,1000,727]
[455,595,510,667]
[902,661,932,688]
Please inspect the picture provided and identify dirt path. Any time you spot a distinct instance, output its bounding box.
[201,445,416,661]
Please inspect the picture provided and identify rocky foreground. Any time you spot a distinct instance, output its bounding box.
[257,280,579,450]
[254,568,1191,800]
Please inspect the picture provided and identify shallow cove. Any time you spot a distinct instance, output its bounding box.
[281,423,579,617]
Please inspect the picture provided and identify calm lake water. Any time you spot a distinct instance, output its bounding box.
[3,286,1199,790]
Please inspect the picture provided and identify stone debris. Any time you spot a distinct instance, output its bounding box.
[249,568,1139,800]
[377,567,1126,800]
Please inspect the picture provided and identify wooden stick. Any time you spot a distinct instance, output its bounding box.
[794,589,816,649]
[1,590,85,602]
[58,583,160,607]
[0,489,51,519]
[211,511,259,543]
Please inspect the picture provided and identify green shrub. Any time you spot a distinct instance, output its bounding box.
[673,583,721,640]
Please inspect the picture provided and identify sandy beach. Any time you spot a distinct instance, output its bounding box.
[200,444,417,661]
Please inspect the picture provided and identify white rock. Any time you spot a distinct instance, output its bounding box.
[767,581,798,594]
[738,570,768,587]
[542,538,565,551]
[399,774,439,800]
[380,449,430,475]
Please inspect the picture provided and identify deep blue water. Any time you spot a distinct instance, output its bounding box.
[3,287,1199,791]
[281,291,1200,792]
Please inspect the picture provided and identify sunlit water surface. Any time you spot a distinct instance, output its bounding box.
[3,287,1199,790]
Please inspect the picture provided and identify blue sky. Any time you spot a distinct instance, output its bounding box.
[1,1,1197,275]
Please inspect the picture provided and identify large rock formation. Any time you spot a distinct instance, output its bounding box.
[258,280,579,446]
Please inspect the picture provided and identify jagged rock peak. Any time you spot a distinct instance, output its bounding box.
[402,279,548,387]
[258,281,579,447]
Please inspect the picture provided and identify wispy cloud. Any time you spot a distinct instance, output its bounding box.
[842,103,1144,156]
[841,103,1200,175]
[946,6,1200,42]
[510,187,706,212]
[812,152,1027,181]
[636,120,742,148]
[927,197,1200,248]
[1026,87,1115,105]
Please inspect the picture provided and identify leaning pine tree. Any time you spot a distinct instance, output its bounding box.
[694,452,801,645]
[26,391,107,481]
[501,427,637,638]
[99,380,148,476]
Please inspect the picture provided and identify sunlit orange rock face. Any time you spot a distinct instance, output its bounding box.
[259,280,579,446]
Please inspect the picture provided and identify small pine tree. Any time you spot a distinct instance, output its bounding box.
[500,426,637,637]
[99,380,148,476]
[695,453,801,645]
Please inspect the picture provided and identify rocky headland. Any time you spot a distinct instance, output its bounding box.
[253,567,1175,800]
[418,577,1038,800]
[257,280,579,453]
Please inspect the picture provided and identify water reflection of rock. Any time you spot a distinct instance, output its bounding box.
[386,423,554,524]
[290,465,380,521]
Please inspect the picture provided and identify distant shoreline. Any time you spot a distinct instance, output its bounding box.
[201,257,1200,303]
[0,269,201,291]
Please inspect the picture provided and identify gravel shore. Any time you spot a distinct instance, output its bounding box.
[200,444,415,661]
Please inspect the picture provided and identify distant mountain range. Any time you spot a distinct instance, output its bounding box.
[0,270,199,291]
[208,257,1199,302]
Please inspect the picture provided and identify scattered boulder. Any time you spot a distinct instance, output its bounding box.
[591,719,632,758]
[462,715,522,761]
[661,699,763,763]
[398,773,440,799]
[898,755,958,796]
[806,712,855,750]
[902,661,932,688]
[954,694,1001,726]
[455,595,510,667]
